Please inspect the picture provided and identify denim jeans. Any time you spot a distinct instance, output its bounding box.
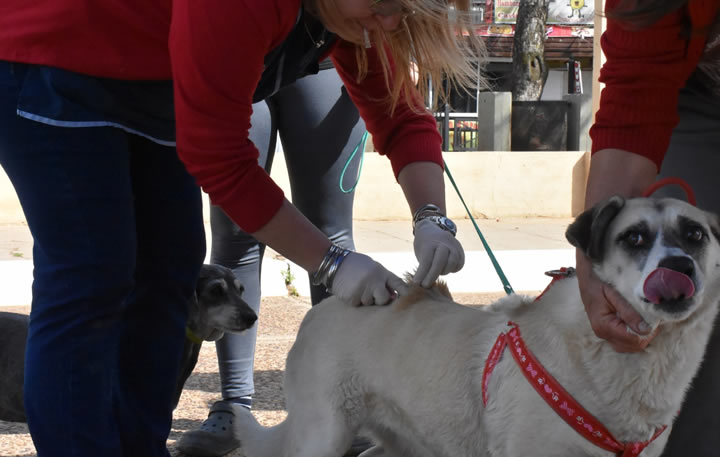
[209,68,364,400]
[0,61,206,456]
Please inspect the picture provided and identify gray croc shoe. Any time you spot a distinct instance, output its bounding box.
[344,436,375,457]
[177,401,241,457]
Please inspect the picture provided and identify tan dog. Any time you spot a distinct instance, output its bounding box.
[232,197,720,457]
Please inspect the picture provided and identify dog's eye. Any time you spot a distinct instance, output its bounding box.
[686,227,704,243]
[208,282,225,298]
[621,231,645,248]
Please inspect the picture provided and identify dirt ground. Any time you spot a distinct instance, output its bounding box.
[0,290,530,457]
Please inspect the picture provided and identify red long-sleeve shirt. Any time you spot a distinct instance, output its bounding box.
[0,0,442,232]
[591,0,720,170]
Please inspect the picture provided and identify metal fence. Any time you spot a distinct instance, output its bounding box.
[435,113,479,152]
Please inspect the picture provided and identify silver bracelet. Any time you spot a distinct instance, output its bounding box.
[325,248,350,290]
[311,244,351,288]
[412,203,443,222]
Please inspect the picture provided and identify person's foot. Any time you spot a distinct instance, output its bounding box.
[176,400,243,457]
[344,435,375,457]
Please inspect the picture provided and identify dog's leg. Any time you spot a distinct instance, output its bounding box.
[234,402,355,457]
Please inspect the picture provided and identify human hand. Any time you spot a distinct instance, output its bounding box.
[330,252,408,306]
[413,219,465,287]
[576,251,657,352]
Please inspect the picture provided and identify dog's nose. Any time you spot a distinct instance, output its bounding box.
[658,256,695,277]
[242,310,258,327]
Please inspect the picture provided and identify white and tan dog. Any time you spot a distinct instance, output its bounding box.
[233,196,720,457]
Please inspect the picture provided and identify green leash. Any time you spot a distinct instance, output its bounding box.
[338,135,514,295]
[443,159,514,295]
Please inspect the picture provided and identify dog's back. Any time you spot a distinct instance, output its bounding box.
[234,286,520,457]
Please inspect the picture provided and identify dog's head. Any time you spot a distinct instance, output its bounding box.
[188,264,258,341]
[566,196,720,324]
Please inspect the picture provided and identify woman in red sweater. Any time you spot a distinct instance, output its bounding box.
[583,0,720,455]
[0,0,483,456]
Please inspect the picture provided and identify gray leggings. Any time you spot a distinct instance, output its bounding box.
[654,75,720,457]
[209,69,365,399]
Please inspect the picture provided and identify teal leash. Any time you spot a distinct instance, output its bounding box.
[443,159,514,295]
[339,131,368,194]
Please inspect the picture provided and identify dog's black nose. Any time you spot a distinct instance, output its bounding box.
[658,256,695,277]
[241,310,258,327]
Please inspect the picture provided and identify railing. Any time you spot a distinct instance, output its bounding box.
[434,113,479,152]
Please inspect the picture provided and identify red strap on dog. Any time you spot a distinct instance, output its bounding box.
[641,177,696,206]
[482,322,667,456]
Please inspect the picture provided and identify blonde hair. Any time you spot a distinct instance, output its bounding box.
[307,0,487,113]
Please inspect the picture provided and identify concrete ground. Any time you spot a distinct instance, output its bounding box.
[0,216,576,307]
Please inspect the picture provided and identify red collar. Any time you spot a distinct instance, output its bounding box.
[482,321,667,456]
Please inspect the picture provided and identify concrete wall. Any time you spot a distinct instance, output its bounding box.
[273,150,590,220]
[0,150,590,224]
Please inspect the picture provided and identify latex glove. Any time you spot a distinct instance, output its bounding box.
[413,219,465,287]
[575,251,657,352]
[330,252,408,306]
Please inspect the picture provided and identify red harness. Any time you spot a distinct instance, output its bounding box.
[482,271,667,457]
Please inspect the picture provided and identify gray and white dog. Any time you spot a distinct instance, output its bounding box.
[0,263,257,422]
[231,197,720,457]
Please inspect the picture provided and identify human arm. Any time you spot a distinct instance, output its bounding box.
[579,0,711,351]
[251,200,407,305]
[578,149,657,352]
[330,40,464,286]
[398,162,465,286]
[169,0,404,304]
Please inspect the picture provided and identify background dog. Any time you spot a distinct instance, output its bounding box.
[231,196,720,457]
[0,263,256,423]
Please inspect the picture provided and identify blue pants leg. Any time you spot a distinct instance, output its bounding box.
[0,61,205,457]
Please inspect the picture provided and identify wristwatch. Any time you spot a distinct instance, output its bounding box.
[412,204,457,237]
[418,214,457,236]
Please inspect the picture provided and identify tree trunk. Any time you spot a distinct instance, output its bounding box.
[511,0,549,101]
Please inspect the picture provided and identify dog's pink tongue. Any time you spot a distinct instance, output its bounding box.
[643,268,695,304]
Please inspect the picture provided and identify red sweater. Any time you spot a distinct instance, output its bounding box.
[0,0,443,232]
[591,0,720,170]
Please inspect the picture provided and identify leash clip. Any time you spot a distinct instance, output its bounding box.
[544,267,575,278]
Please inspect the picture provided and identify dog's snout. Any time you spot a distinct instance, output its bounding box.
[658,256,695,277]
[245,310,258,326]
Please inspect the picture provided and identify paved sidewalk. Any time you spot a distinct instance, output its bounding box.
[0,216,576,307]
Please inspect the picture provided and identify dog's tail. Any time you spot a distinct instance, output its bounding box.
[233,407,292,457]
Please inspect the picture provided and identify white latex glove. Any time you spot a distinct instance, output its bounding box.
[413,219,465,287]
[330,252,408,306]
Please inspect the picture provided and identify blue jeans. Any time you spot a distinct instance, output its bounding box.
[0,61,205,456]
[210,68,364,400]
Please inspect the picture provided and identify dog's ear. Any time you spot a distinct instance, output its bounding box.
[196,264,224,293]
[566,196,625,262]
